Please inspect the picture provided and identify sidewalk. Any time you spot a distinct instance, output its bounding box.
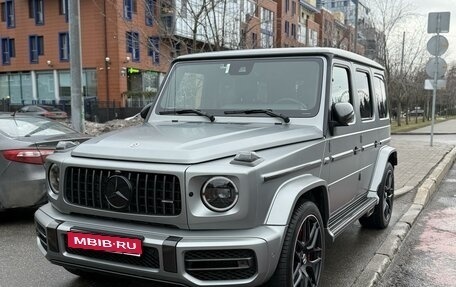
[353,120,456,286]
[403,118,456,134]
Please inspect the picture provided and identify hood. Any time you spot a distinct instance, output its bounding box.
[71,122,323,164]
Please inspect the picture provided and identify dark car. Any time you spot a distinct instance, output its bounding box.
[16,105,68,120]
[0,114,89,210]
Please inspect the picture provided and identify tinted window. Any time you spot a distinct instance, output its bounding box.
[331,66,351,104]
[374,76,388,118]
[0,117,76,138]
[356,71,373,119]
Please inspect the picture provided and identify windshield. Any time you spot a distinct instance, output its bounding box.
[155,57,323,119]
[0,117,77,138]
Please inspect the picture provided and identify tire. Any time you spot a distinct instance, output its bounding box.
[267,201,325,287]
[359,162,394,229]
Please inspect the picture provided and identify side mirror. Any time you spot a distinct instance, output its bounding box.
[140,102,155,119]
[332,102,354,126]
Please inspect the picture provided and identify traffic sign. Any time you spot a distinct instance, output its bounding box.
[428,12,451,33]
[425,57,447,78]
[427,35,449,56]
[424,79,446,90]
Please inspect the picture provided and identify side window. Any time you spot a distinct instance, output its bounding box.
[331,66,351,104]
[374,76,388,119]
[356,70,373,120]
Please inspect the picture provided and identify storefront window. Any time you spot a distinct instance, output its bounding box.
[21,73,33,104]
[58,71,71,101]
[9,74,21,104]
[84,69,97,97]
[0,75,8,100]
[36,72,55,102]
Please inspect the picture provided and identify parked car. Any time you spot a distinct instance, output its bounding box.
[35,48,396,287]
[16,105,68,120]
[0,114,89,210]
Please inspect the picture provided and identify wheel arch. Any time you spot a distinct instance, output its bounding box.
[369,145,397,194]
[265,174,329,228]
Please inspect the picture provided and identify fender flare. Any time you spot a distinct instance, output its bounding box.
[368,145,397,196]
[265,174,329,226]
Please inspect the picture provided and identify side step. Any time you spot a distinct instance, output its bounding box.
[327,196,377,240]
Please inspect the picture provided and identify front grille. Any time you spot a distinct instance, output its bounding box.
[64,236,159,268]
[35,222,48,251]
[64,167,181,216]
[184,249,257,281]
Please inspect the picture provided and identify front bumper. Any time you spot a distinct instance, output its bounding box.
[35,203,285,287]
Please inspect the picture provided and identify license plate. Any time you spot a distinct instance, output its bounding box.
[67,231,142,256]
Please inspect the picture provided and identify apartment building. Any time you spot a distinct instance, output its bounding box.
[298,0,320,47]
[0,0,176,107]
[0,0,375,109]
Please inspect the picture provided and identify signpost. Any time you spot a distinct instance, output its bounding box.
[426,12,450,147]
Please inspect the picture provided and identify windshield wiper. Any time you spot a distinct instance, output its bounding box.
[224,109,290,123]
[159,109,215,122]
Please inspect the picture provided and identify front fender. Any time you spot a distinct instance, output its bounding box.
[265,174,328,226]
[368,145,397,196]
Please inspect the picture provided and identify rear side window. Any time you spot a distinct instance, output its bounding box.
[331,66,351,104]
[374,76,388,119]
[355,71,373,120]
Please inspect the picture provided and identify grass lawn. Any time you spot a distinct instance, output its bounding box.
[391,116,455,133]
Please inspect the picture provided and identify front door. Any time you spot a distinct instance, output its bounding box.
[326,63,362,214]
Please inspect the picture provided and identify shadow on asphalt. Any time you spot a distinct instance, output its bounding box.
[0,208,36,224]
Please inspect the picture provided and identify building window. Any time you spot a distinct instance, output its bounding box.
[285,0,289,13]
[29,0,44,25]
[126,31,140,61]
[145,0,154,26]
[5,0,15,28]
[285,21,290,36]
[180,0,187,18]
[59,32,70,61]
[29,35,44,63]
[59,0,69,22]
[291,24,296,39]
[148,37,160,65]
[291,1,296,16]
[123,0,137,20]
[252,32,257,48]
[1,38,15,65]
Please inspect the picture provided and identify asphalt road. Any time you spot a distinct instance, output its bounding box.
[377,163,456,287]
[0,196,412,287]
[0,189,413,287]
[0,133,453,287]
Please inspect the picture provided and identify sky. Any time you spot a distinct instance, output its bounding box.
[412,0,456,64]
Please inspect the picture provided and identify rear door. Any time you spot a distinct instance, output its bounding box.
[353,66,377,196]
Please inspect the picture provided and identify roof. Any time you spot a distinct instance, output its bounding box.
[176,47,384,70]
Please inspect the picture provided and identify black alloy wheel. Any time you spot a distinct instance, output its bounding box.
[292,213,323,287]
[359,162,395,229]
[267,201,325,287]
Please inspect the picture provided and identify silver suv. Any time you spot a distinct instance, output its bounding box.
[35,48,397,287]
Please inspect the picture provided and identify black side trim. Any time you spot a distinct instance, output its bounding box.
[162,236,182,273]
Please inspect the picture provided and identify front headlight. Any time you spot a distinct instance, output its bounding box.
[48,164,60,194]
[201,177,239,212]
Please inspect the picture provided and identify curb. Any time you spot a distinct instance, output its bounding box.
[352,146,456,287]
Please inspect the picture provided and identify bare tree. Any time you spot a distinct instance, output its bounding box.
[366,0,427,126]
